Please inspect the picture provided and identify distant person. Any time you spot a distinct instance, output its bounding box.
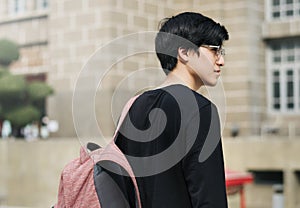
[1,120,12,139]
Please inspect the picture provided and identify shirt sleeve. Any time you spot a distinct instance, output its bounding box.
[181,103,228,208]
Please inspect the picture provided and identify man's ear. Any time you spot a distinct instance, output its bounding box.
[177,47,189,63]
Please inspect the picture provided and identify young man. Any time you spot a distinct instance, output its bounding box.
[114,12,229,207]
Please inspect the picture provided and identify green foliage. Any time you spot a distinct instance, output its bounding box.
[5,105,40,127]
[0,39,20,66]
[27,81,54,101]
[0,66,9,78]
[0,74,26,97]
[0,39,54,135]
[0,76,54,131]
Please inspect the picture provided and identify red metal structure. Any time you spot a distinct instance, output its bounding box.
[225,170,254,208]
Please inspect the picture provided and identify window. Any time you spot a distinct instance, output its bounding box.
[8,0,26,15]
[268,39,300,113]
[36,0,49,10]
[269,0,300,19]
[249,170,283,185]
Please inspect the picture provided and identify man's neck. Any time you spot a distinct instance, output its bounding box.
[160,64,203,91]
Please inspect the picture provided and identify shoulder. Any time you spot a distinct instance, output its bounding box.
[132,84,218,122]
[138,84,213,106]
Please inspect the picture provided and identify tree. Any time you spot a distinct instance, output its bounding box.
[0,39,53,137]
[0,39,19,67]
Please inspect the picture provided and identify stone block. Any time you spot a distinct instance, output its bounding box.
[123,0,139,11]
[224,6,249,18]
[49,47,71,60]
[75,13,96,27]
[224,78,249,91]
[49,16,72,30]
[88,0,117,8]
[122,60,140,72]
[100,73,125,90]
[48,77,72,92]
[144,3,158,15]
[226,94,250,107]
[75,44,96,58]
[63,29,83,44]
[163,7,176,17]
[226,112,251,126]
[62,61,83,75]
[63,0,83,12]
[101,11,128,25]
[133,15,148,29]
[88,27,116,40]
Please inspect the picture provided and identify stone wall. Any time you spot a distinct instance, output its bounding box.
[0,139,80,207]
[47,0,181,138]
[1,138,300,207]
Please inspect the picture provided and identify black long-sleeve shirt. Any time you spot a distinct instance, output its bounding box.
[112,84,227,208]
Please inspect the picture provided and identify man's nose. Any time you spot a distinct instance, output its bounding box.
[216,55,225,66]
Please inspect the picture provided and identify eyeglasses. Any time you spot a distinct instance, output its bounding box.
[201,45,225,58]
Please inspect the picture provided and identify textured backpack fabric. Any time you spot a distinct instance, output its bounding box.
[54,146,101,208]
[53,96,141,208]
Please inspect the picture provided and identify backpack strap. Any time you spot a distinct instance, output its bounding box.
[91,142,141,208]
[114,95,141,208]
[113,95,140,140]
[92,95,142,208]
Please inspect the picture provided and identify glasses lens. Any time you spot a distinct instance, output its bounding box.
[201,45,225,57]
[218,48,225,57]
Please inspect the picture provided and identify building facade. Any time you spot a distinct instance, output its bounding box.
[0,0,300,207]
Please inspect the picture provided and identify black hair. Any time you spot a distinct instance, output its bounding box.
[155,12,229,74]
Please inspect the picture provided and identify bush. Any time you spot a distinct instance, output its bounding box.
[0,39,19,66]
[27,81,54,101]
[5,105,41,128]
[0,74,26,97]
[0,39,54,137]
[0,66,9,78]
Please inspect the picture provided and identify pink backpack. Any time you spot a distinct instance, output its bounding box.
[53,96,141,208]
